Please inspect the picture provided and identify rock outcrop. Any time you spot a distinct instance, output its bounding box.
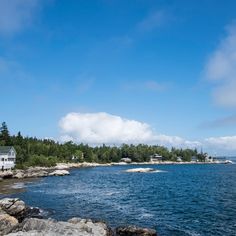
[0,198,157,236]
[0,198,26,220]
[11,168,69,179]
[0,212,18,235]
[0,198,41,223]
[0,171,13,179]
[49,170,70,176]
[6,218,113,236]
[116,225,157,236]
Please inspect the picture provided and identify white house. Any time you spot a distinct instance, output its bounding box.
[0,146,16,171]
[150,154,163,162]
[120,157,132,163]
[177,156,182,162]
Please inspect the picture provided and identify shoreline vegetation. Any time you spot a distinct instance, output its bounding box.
[0,121,233,182]
[0,122,218,169]
[0,119,233,191]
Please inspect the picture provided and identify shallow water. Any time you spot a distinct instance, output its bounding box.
[0,178,38,195]
[5,164,236,236]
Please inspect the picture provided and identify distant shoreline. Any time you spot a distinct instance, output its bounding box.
[0,160,233,195]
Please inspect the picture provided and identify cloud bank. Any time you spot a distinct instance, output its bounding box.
[59,112,236,154]
[205,23,236,107]
[59,112,200,148]
[205,136,236,151]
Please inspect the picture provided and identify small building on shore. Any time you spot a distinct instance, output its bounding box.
[150,154,163,162]
[0,146,16,171]
[177,156,182,162]
[191,156,198,162]
[205,155,213,162]
[120,157,132,163]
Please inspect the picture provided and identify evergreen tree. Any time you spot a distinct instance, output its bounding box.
[0,122,11,145]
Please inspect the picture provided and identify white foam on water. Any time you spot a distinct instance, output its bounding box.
[164,224,201,236]
[140,213,154,219]
[104,191,121,196]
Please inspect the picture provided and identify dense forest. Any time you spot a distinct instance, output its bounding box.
[0,122,208,168]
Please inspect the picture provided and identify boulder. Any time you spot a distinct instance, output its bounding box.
[7,218,113,236]
[68,218,113,236]
[13,171,25,179]
[22,207,42,220]
[26,170,49,178]
[55,164,70,170]
[0,211,18,235]
[49,170,70,176]
[0,171,13,179]
[0,199,26,219]
[116,226,157,236]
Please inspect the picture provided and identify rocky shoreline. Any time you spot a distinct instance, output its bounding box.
[0,198,157,236]
[0,162,116,181]
[0,160,231,182]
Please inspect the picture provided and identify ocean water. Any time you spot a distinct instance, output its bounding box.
[8,164,236,236]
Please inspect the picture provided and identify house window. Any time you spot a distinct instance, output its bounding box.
[1,158,4,162]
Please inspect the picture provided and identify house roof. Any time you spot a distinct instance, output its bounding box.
[0,146,15,155]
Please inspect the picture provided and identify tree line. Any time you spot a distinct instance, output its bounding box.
[0,122,208,168]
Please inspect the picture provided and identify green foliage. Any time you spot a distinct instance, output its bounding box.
[0,122,12,146]
[0,121,208,167]
[26,155,57,167]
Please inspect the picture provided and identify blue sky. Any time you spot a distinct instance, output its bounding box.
[1,0,236,155]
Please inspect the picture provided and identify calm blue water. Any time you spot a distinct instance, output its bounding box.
[8,164,236,235]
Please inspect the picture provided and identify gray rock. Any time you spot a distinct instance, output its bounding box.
[116,225,157,236]
[0,171,13,179]
[0,199,26,219]
[0,211,18,235]
[7,218,112,236]
[49,170,70,176]
[25,170,48,178]
[13,171,25,179]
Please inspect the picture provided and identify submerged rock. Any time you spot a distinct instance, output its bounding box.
[7,218,112,236]
[124,168,158,173]
[49,170,70,176]
[116,225,157,236]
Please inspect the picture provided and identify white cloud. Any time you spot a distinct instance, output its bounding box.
[0,0,40,35]
[59,112,200,148]
[58,112,236,154]
[205,23,236,107]
[205,136,236,151]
